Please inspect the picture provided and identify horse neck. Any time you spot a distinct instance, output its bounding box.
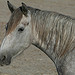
[30,10,60,65]
[29,7,75,74]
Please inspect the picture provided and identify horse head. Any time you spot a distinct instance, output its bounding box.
[0,1,32,66]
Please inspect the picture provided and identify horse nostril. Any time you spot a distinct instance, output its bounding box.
[1,56,6,61]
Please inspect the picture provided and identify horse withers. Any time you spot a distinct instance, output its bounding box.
[0,1,75,75]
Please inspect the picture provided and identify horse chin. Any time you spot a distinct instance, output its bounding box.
[5,61,11,65]
[0,62,11,66]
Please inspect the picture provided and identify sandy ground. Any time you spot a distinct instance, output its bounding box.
[0,0,75,75]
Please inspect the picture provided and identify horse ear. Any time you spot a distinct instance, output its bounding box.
[20,3,28,17]
[7,1,16,13]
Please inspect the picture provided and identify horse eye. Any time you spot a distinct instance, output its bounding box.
[5,25,8,31]
[18,27,24,32]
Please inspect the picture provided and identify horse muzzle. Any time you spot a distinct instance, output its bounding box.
[0,54,11,66]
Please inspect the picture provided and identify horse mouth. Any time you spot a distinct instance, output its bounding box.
[0,62,11,66]
[0,59,11,66]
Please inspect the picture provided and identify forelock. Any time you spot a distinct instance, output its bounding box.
[6,7,23,35]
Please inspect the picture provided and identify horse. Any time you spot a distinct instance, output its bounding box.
[0,1,75,75]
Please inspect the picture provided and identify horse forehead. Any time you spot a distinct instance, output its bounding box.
[6,14,24,35]
[20,15,27,23]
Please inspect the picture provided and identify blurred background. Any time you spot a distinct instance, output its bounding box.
[0,0,75,75]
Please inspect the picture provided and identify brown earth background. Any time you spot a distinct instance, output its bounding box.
[0,0,75,75]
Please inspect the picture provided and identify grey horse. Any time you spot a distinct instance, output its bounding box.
[0,1,75,75]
